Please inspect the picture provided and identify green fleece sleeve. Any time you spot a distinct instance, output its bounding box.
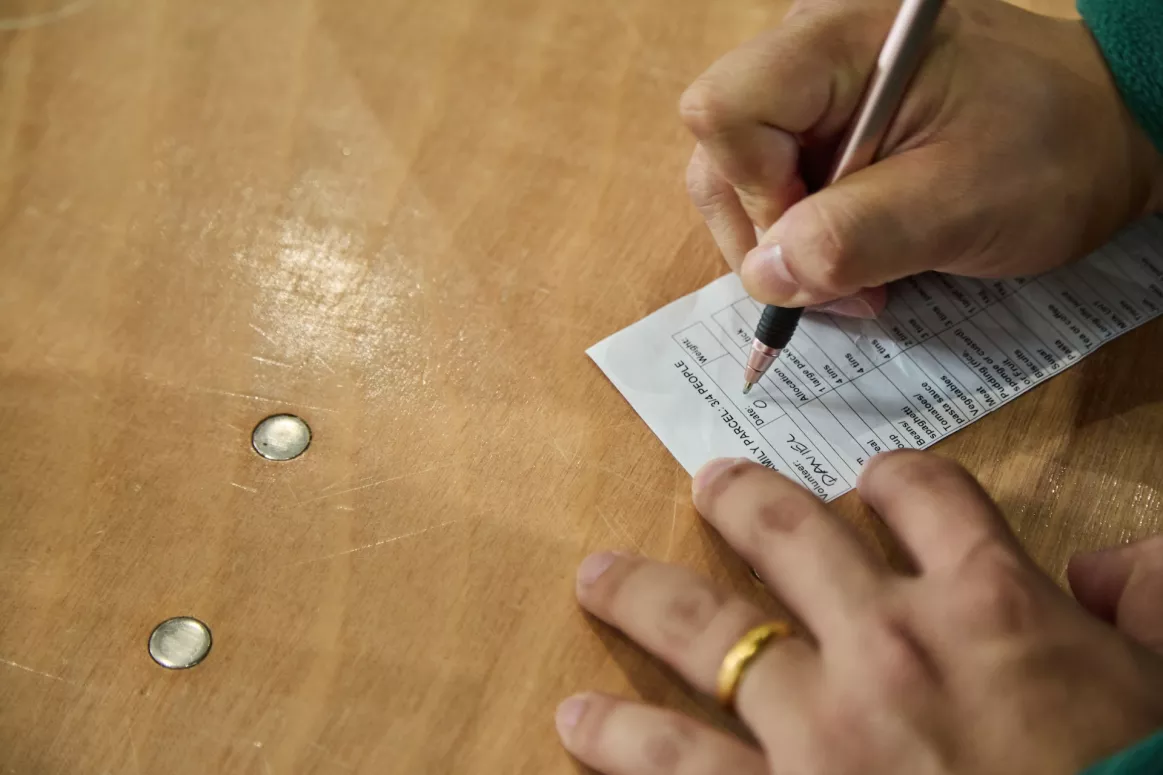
[1077,0,1163,152]
[1080,729,1163,775]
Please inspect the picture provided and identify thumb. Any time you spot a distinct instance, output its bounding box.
[739,144,970,308]
[811,286,888,319]
[1068,537,1163,652]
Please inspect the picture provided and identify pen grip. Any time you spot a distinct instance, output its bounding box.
[755,305,803,349]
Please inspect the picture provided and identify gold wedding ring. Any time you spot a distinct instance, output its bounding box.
[716,621,793,709]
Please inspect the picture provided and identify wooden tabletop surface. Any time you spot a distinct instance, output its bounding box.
[3,0,1159,772]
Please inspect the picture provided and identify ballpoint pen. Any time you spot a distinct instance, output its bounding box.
[742,0,946,394]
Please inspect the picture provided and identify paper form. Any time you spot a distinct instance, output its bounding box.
[587,215,1163,502]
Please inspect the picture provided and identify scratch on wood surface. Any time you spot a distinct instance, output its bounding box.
[249,322,278,345]
[308,742,355,771]
[591,419,642,434]
[304,464,452,502]
[550,438,574,463]
[587,462,679,504]
[665,499,677,560]
[45,355,102,400]
[319,474,353,494]
[0,657,71,684]
[231,482,258,493]
[0,0,95,30]
[595,0,643,43]
[290,520,460,565]
[319,470,382,494]
[123,720,141,775]
[312,352,337,375]
[191,386,337,414]
[596,509,642,552]
[252,355,294,369]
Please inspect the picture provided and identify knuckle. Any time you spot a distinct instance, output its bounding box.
[684,152,726,213]
[865,450,972,493]
[654,582,725,656]
[860,613,933,698]
[954,546,1042,634]
[678,78,727,138]
[700,463,821,538]
[640,715,698,774]
[754,495,813,534]
[807,698,876,775]
[695,460,757,517]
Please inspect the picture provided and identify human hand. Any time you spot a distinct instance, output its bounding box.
[682,0,1163,314]
[1069,535,1163,652]
[557,452,1163,774]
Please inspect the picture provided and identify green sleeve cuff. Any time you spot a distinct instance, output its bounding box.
[1077,0,1163,152]
[1080,729,1163,775]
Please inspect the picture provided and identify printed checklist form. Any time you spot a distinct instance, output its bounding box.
[588,216,1163,501]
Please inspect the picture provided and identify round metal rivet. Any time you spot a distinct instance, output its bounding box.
[148,617,212,669]
[251,414,311,461]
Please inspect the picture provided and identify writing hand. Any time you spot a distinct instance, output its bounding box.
[683,0,1163,312]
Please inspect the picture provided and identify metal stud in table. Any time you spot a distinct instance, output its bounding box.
[251,413,311,461]
[148,616,212,669]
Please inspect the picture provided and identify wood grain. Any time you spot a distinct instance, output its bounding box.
[1,0,1156,773]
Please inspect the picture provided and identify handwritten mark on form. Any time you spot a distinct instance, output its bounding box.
[587,216,1163,502]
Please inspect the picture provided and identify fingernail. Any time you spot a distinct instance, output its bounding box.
[816,297,877,319]
[556,695,590,738]
[693,457,748,496]
[578,552,618,586]
[743,242,798,299]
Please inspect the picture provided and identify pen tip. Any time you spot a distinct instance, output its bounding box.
[742,382,753,395]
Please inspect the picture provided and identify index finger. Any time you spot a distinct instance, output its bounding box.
[678,8,883,226]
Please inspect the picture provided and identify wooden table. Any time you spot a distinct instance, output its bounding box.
[3,0,1159,772]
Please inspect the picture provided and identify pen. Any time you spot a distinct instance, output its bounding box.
[742,0,946,394]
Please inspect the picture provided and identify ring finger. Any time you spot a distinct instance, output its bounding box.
[575,552,819,731]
